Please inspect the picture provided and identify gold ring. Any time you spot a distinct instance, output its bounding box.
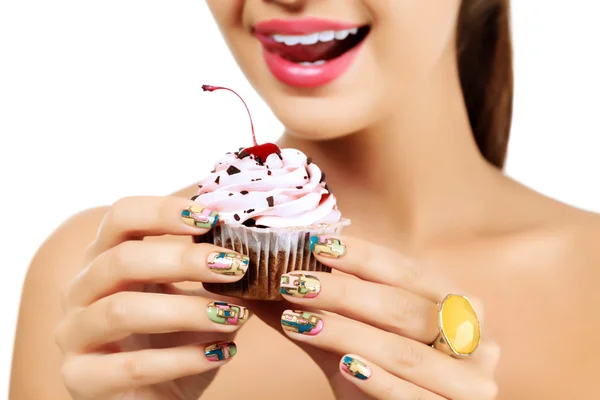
[432,294,481,358]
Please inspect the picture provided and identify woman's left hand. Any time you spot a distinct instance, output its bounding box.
[278,235,500,400]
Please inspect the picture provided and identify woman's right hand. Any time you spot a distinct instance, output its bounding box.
[55,196,249,400]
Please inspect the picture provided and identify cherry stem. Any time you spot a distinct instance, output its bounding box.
[202,85,257,146]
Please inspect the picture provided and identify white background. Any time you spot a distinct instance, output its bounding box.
[0,1,599,396]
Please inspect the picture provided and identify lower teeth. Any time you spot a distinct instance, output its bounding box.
[299,60,326,66]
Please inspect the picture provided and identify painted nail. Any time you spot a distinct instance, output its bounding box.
[181,205,219,229]
[206,301,249,325]
[310,235,346,258]
[207,252,249,276]
[341,355,372,380]
[204,342,237,362]
[280,273,321,298]
[281,310,323,336]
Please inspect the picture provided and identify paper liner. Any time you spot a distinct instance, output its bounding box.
[195,219,350,301]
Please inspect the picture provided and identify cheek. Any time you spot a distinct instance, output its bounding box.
[368,0,461,85]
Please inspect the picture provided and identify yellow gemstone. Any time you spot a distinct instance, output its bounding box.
[440,295,480,355]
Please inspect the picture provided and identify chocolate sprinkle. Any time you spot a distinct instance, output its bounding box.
[296,186,303,189]
[190,194,200,201]
[277,153,283,160]
[267,196,274,207]
[267,170,272,176]
[211,169,216,173]
[247,208,255,214]
[226,166,241,175]
[214,176,221,185]
[198,185,203,189]
[304,176,308,179]
[320,172,326,183]
[241,190,249,195]
[229,193,234,196]
[234,214,241,221]
[307,157,313,165]
[242,218,257,227]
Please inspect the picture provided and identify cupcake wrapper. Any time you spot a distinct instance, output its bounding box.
[196,220,350,301]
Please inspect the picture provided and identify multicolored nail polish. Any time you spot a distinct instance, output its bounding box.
[205,342,237,362]
[206,301,249,325]
[280,273,321,298]
[281,310,323,336]
[310,235,346,258]
[341,356,372,380]
[181,205,219,229]
[207,252,249,276]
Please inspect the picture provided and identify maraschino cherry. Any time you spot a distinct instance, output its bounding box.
[202,85,281,164]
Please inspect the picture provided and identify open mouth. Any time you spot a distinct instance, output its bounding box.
[255,26,371,66]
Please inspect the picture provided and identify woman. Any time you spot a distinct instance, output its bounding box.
[9,0,600,399]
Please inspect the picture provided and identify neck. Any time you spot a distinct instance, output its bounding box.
[279,51,504,243]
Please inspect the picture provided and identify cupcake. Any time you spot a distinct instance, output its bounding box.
[192,86,349,300]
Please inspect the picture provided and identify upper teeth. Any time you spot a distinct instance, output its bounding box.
[272,28,359,46]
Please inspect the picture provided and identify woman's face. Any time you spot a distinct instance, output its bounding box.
[207,0,461,139]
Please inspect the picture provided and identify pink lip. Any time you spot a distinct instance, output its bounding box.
[254,18,367,88]
[254,17,361,35]
[261,43,364,88]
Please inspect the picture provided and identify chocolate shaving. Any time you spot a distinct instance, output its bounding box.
[241,190,249,195]
[226,166,241,175]
[242,218,257,227]
[307,157,313,165]
[214,176,221,185]
[234,214,241,221]
[190,194,200,201]
[238,151,250,159]
[267,196,274,207]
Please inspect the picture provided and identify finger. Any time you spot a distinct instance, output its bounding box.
[87,196,219,259]
[310,235,454,301]
[280,310,494,400]
[339,354,446,400]
[279,272,439,343]
[65,240,249,307]
[56,292,249,352]
[61,342,237,398]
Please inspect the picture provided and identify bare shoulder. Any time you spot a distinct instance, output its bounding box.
[486,203,600,399]
[10,206,109,400]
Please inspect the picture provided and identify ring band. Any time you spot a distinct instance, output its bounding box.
[432,294,481,358]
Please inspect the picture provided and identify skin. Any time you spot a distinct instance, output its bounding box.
[9,0,600,399]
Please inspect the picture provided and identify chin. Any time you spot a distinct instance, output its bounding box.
[259,79,384,141]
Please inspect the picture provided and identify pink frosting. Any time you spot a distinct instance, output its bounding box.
[193,148,341,228]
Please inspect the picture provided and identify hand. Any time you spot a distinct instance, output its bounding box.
[278,236,500,400]
[55,196,250,400]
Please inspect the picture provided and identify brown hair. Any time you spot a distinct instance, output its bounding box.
[457,0,513,168]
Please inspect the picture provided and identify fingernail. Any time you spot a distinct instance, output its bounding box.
[204,342,237,362]
[181,205,219,229]
[206,301,249,325]
[207,252,249,276]
[341,355,372,380]
[281,310,323,336]
[280,273,321,298]
[310,235,346,258]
